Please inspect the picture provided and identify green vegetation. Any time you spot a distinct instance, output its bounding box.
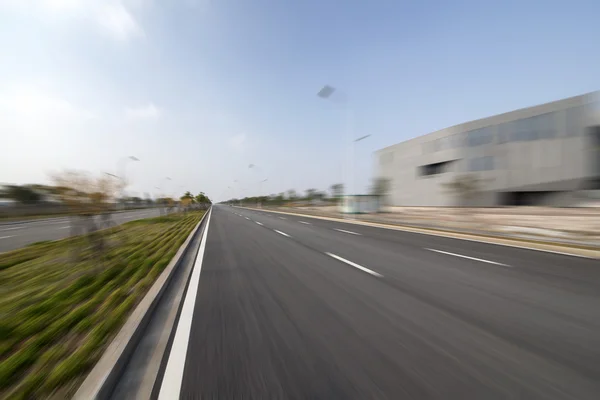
[0,211,205,399]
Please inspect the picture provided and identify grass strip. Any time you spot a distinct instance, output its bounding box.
[0,211,204,399]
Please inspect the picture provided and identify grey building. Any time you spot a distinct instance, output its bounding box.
[376,92,600,207]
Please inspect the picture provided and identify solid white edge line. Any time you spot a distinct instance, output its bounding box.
[158,207,212,400]
[255,221,263,226]
[334,228,361,236]
[426,248,510,267]
[325,252,383,277]
[298,221,311,225]
[274,230,291,237]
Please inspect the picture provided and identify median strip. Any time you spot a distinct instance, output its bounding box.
[325,252,383,277]
[0,211,206,399]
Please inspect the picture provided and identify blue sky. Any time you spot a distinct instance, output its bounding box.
[1,0,598,201]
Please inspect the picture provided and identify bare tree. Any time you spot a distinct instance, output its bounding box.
[330,183,344,199]
[51,170,120,264]
[287,189,298,201]
[441,174,483,207]
[305,188,317,200]
[441,174,491,228]
[370,177,391,197]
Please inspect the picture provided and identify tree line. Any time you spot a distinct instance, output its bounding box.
[222,178,390,206]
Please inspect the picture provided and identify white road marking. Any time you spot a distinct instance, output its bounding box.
[279,217,286,220]
[58,226,70,229]
[255,221,263,226]
[0,235,15,240]
[325,252,383,277]
[426,248,510,267]
[298,221,311,225]
[334,228,361,236]
[0,227,24,231]
[236,208,594,259]
[159,208,212,400]
[245,217,250,220]
[274,230,291,237]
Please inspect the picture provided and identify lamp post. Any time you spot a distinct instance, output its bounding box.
[157,177,171,214]
[113,156,139,210]
[352,134,372,213]
[317,85,353,217]
[258,178,268,208]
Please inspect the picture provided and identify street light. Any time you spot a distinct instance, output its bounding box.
[118,156,140,189]
[258,178,268,208]
[156,177,172,214]
[114,156,140,209]
[317,84,353,217]
[351,134,372,215]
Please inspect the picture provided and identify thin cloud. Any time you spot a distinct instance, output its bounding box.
[97,2,143,41]
[0,0,144,42]
[125,103,162,120]
[228,133,246,151]
[0,87,94,121]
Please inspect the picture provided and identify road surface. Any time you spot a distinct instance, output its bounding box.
[154,205,600,399]
[0,208,161,252]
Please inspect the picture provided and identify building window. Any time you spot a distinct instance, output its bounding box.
[512,118,537,141]
[468,156,494,171]
[418,160,454,176]
[533,112,556,139]
[565,106,583,136]
[467,127,494,146]
[450,133,461,148]
[497,123,510,143]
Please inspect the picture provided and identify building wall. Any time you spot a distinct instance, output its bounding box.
[376,92,600,207]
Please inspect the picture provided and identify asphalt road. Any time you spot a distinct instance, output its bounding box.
[157,205,600,400]
[0,208,161,252]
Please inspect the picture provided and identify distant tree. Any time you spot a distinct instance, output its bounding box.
[370,177,391,197]
[330,183,344,199]
[314,191,326,201]
[287,189,298,201]
[181,191,194,201]
[441,174,485,207]
[194,192,212,207]
[305,188,317,200]
[0,185,42,204]
[50,170,120,263]
[131,197,143,205]
[144,192,153,205]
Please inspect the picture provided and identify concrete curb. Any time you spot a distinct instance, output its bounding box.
[73,208,211,400]
[239,206,600,259]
